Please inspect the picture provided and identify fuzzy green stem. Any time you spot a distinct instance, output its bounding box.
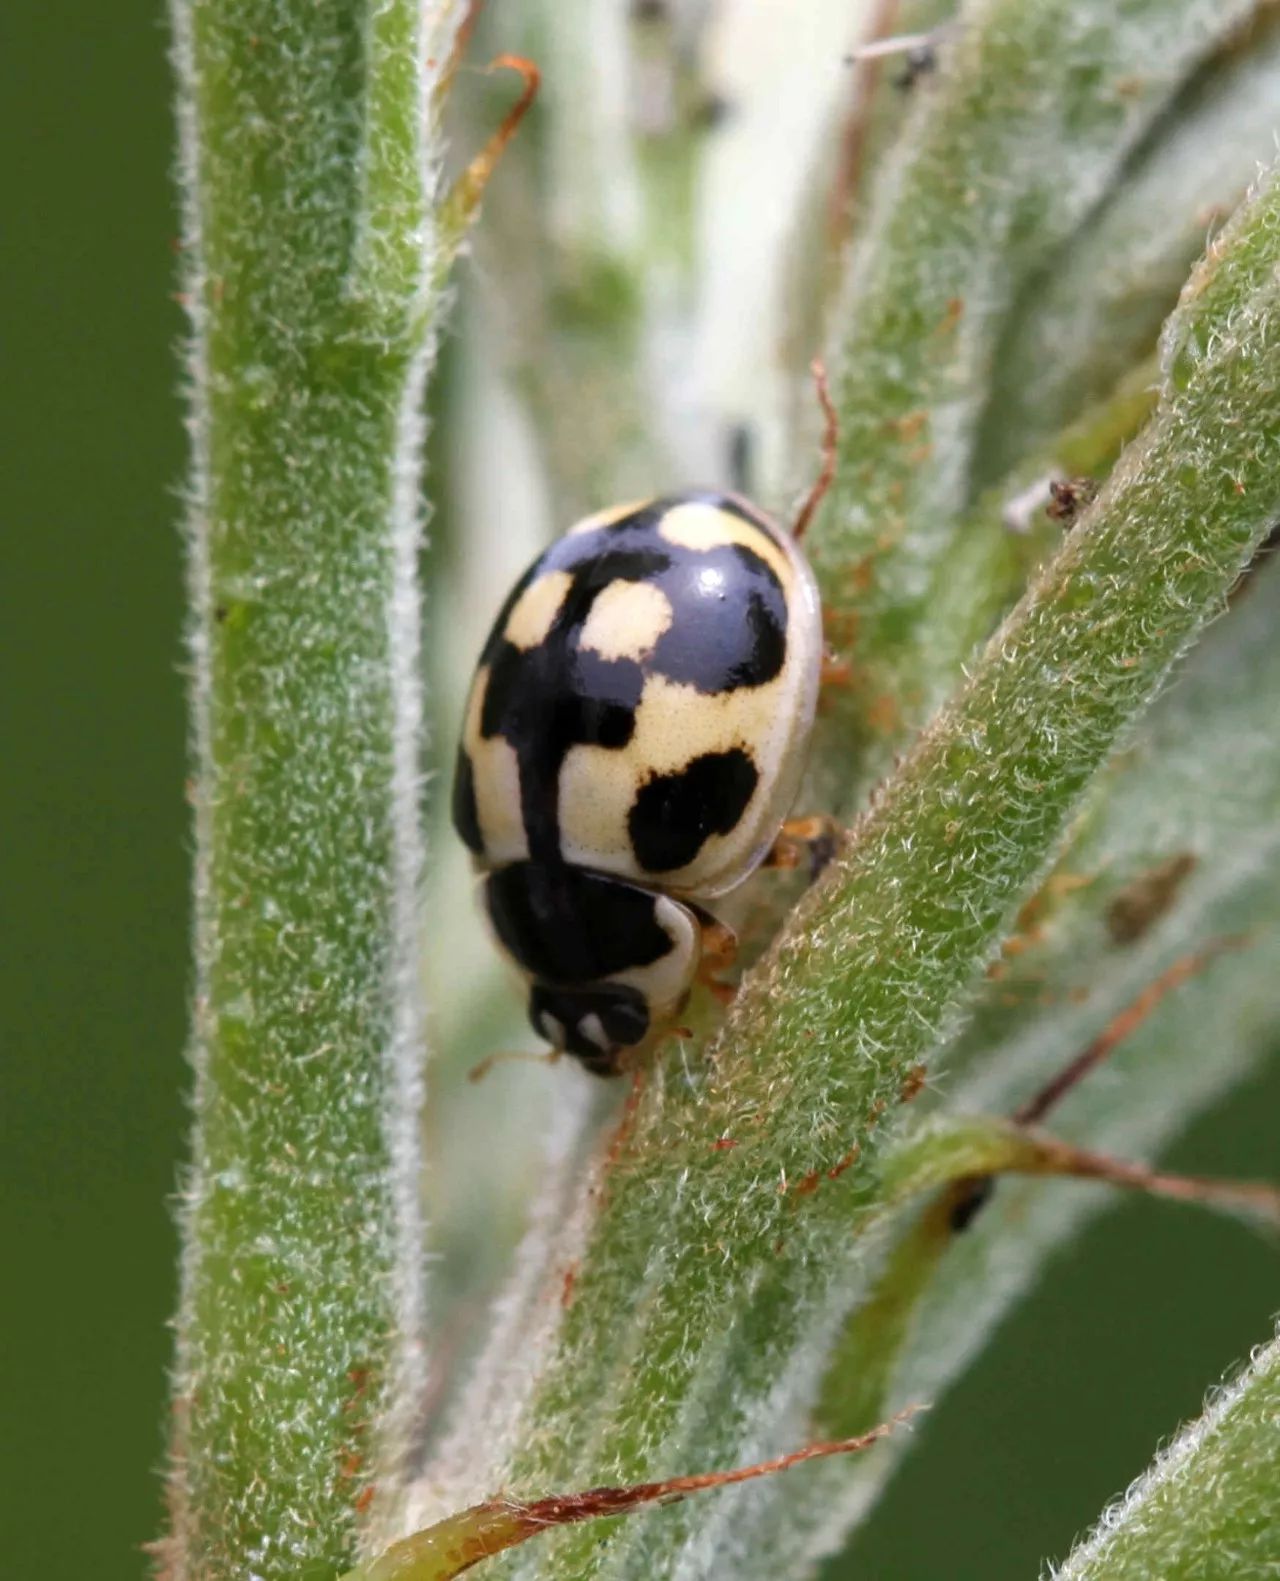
[812,0,1263,796]
[1055,1327,1280,1580]
[167,2,463,1575]
[976,9,1280,484]
[472,163,1280,1581]
[879,354,1161,792]
[808,550,1280,1570]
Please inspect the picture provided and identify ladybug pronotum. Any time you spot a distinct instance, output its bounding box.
[452,490,823,1075]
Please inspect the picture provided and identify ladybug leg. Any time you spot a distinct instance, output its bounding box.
[790,359,838,543]
[820,645,855,689]
[763,815,843,881]
[695,917,739,1006]
[700,918,738,969]
[467,1047,561,1084]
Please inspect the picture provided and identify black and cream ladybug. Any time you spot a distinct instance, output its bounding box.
[452,489,823,1075]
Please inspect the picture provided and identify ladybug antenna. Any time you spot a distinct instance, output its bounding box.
[791,357,838,543]
[468,1048,559,1083]
[442,54,541,240]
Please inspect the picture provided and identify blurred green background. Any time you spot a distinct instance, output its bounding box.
[3,6,1276,1579]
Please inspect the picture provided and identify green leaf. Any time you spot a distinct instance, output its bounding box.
[408,148,1280,1581]
[810,548,1280,1573]
[166,2,466,1575]
[975,11,1280,484]
[456,0,692,520]
[159,4,1280,1578]
[812,0,1263,796]
[1053,1325,1280,1580]
[346,1416,907,1581]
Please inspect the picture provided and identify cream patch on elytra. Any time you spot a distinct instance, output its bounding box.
[504,570,573,650]
[557,674,789,896]
[565,499,648,536]
[657,502,792,586]
[578,580,674,662]
[463,670,528,863]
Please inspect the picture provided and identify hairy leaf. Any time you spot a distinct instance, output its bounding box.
[807,551,1280,1572]
[348,1418,906,1581]
[167,1,466,1574]
[813,0,1264,795]
[977,11,1280,483]
[1053,1326,1280,1580]
[408,153,1280,1581]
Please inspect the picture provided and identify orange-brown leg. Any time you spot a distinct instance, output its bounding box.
[467,1048,561,1083]
[696,918,739,1006]
[820,647,855,688]
[763,815,843,880]
[791,359,838,543]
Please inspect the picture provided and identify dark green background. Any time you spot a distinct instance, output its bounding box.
[4,7,1276,1579]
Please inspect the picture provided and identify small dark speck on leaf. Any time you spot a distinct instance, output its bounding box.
[898,1063,928,1103]
[1106,853,1198,944]
[1046,476,1099,528]
[692,93,733,130]
[948,1176,995,1232]
[894,45,938,91]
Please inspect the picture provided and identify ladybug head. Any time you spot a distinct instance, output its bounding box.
[527,980,652,1076]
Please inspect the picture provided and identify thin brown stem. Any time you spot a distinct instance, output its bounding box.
[1013,938,1247,1126]
[792,358,838,543]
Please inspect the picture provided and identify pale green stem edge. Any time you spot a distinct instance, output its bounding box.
[460,160,1280,1581]
[810,0,1263,802]
[167,2,464,1576]
[1054,1326,1280,1580]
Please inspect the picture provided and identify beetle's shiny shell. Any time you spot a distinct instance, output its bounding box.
[453,491,822,901]
[482,859,701,1072]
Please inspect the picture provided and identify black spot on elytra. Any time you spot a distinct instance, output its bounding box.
[470,492,788,863]
[451,746,484,856]
[485,861,675,984]
[629,748,759,873]
[647,542,786,689]
[528,980,650,1075]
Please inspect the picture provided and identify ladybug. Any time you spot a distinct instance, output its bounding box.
[451,487,825,1076]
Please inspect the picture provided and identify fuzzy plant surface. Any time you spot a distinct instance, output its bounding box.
[165,2,1280,1579]
[166,0,470,1575]
[1054,1324,1280,1580]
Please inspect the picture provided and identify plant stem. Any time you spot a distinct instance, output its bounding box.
[812,0,1263,800]
[471,162,1280,1581]
[1055,1327,1280,1580]
[167,2,463,1575]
